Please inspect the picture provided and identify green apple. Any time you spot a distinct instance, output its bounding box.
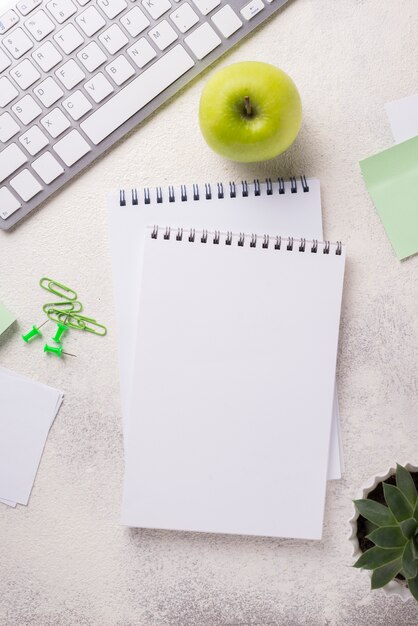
[199,61,302,162]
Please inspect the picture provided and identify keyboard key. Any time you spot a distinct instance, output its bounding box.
[32,41,62,71]
[62,89,92,120]
[33,76,64,107]
[19,125,49,155]
[97,0,127,19]
[32,150,64,183]
[0,143,27,183]
[0,10,20,35]
[0,112,20,142]
[76,6,105,36]
[0,76,19,106]
[148,20,177,51]
[55,59,85,89]
[120,7,149,37]
[77,41,106,72]
[141,0,171,20]
[54,23,84,54]
[170,3,199,33]
[46,0,77,23]
[211,5,242,37]
[3,27,33,59]
[10,58,40,89]
[12,94,42,124]
[0,186,21,220]
[10,168,42,200]
[84,71,113,102]
[80,45,194,144]
[0,48,11,72]
[99,24,128,54]
[76,0,91,5]
[127,38,156,68]
[25,10,55,41]
[190,0,220,15]
[105,54,135,86]
[41,107,70,137]
[53,128,91,165]
[184,22,220,59]
[240,0,264,20]
[16,0,43,16]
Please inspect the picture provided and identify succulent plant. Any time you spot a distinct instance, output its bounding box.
[353,464,418,601]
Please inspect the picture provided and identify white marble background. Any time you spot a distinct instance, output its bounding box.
[0,0,417,624]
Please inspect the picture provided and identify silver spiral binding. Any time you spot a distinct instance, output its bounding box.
[120,176,311,205]
[150,228,344,255]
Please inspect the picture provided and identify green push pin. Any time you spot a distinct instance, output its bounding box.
[52,322,69,344]
[44,344,76,358]
[22,320,49,343]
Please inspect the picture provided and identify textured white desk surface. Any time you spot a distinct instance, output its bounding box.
[0,1,417,624]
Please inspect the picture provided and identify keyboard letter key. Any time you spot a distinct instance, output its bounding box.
[184,22,221,59]
[53,128,91,165]
[31,41,62,71]
[211,5,242,37]
[0,112,20,142]
[0,76,19,106]
[0,143,27,183]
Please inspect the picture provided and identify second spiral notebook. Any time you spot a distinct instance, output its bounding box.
[122,227,346,540]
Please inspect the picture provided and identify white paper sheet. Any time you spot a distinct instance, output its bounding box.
[122,231,346,539]
[385,92,418,143]
[0,368,63,505]
[107,179,344,479]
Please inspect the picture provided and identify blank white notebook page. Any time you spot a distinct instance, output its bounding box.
[122,230,346,539]
[107,179,343,480]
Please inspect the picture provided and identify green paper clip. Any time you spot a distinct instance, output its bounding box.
[40,277,77,301]
[57,312,107,336]
[52,322,69,344]
[44,344,76,358]
[43,301,82,315]
[22,320,49,343]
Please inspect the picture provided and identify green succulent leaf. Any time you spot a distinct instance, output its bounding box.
[408,571,418,602]
[383,483,413,522]
[371,558,403,589]
[396,464,418,507]
[400,518,418,540]
[354,499,396,526]
[353,546,403,570]
[367,526,406,548]
[402,540,418,579]
[413,499,418,523]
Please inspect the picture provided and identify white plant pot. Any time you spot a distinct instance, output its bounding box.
[348,462,418,602]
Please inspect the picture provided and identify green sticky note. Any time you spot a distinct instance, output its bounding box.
[360,135,418,260]
[0,301,16,336]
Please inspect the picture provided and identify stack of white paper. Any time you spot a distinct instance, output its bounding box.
[0,367,63,508]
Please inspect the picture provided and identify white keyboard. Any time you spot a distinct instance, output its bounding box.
[0,0,288,228]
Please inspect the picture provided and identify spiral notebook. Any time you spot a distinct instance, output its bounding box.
[107,177,343,481]
[122,228,346,539]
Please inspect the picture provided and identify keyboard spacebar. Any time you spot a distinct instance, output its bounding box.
[80,46,195,145]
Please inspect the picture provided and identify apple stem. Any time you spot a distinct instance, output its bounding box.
[244,96,252,117]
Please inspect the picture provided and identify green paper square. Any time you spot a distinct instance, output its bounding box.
[360,135,418,260]
[0,301,16,336]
